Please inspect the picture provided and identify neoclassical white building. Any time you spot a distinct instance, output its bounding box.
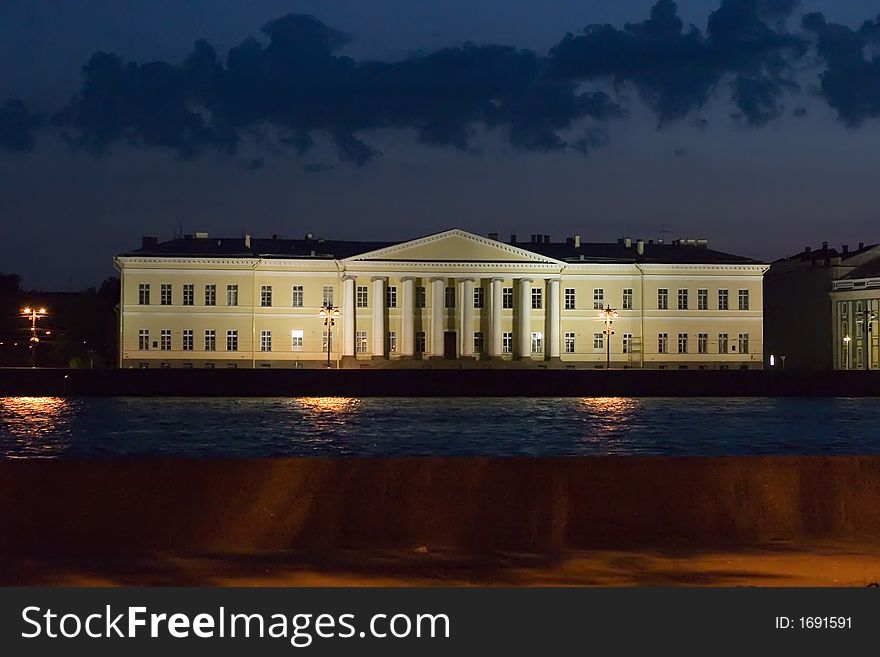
[114,228,767,369]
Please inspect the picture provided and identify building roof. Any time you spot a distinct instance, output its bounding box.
[842,259,880,281]
[121,231,761,265]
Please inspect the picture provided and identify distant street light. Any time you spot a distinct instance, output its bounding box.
[843,335,852,370]
[20,306,48,368]
[598,305,619,370]
[319,303,340,369]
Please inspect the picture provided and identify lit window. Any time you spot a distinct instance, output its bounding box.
[356,330,368,353]
[292,329,303,350]
[292,285,304,307]
[531,331,543,353]
[502,332,513,353]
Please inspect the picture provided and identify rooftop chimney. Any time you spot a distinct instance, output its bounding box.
[574,234,581,248]
[488,232,499,240]
[636,239,645,256]
[859,242,865,250]
[141,235,159,250]
[244,234,251,249]
[624,237,632,248]
[822,241,828,251]
[543,234,550,244]
[305,232,313,241]
[194,231,209,239]
[842,244,849,256]
[510,234,517,244]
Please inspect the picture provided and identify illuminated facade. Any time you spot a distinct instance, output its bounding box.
[114,229,766,369]
[831,264,880,371]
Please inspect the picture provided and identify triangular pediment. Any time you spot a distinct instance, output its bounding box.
[344,229,563,264]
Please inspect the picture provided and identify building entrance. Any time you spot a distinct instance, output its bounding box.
[444,331,457,359]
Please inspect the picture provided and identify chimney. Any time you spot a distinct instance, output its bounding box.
[574,235,581,248]
[530,234,537,244]
[804,246,811,253]
[842,244,849,256]
[272,234,279,240]
[822,241,828,251]
[859,242,865,250]
[244,234,251,249]
[510,234,517,244]
[624,237,632,248]
[305,232,313,241]
[636,239,645,256]
[194,231,209,239]
[141,235,158,249]
[488,232,499,240]
[543,234,550,244]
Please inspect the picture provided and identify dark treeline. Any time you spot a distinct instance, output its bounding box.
[0,274,118,368]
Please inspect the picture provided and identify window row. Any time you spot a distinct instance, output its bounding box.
[656,332,750,354]
[137,283,335,308]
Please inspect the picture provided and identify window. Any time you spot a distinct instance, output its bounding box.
[698,289,708,310]
[474,287,484,308]
[260,285,272,307]
[386,286,397,308]
[138,284,150,305]
[738,333,750,354]
[160,329,171,351]
[718,289,729,311]
[226,330,238,351]
[445,286,455,309]
[356,330,368,353]
[718,333,729,354]
[260,330,271,352]
[658,288,668,310]
[322,285,334,308]
[531,332,543,353]
[322,328,329,352]
[593,332,605,350]
[502,287,513,309]
[622,288,633,310]
[292,285,303,307]
[160,284,172,306]
[138,329,149,350]
[415,331,426,353]
[416,286,426,308]
[292,330,303,350]
[183,284,194,306]
[658,333,668,354]
[678,333,688,354]
[223,284,236,306]
[564,288,576,310]
[738,289,750,310]
[356,286,368,308]
[531,288,543,309]
[387,331,397,353]
[564,332,576,354]
[182,329,193,351]
[502,332,513,353]
[677,289,688,310]
[205,284,216,306]
[593,288,604,309]
[474,332,484,353]
[698,333,708,354]
[622,332,633,354]
[204,330,216,351]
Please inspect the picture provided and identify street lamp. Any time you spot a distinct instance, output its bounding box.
[20,306,48,368]
[319,303,340,368]
[843,335,852,370]
[859,310,877,371]
[598,305,619,370]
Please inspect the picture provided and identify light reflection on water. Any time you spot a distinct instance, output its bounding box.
[1,397,880,458]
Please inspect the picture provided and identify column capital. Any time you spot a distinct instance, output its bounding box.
[459,277,477,283]
[400,276,417,282]
[430,276,447,283]
[489,277,505,283]
[545,277,561,283]
[370,275,387,282]
[342,274,357,282]
[517,277,534,283]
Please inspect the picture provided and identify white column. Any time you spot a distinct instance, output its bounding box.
[460,278,475,357]
[518,278,532,358]
[490,278,503,357]
[342,276,355,357]
[371,276,385,358]
[548,278,561,359]
[431,277,445,357]
[401,277,415,356]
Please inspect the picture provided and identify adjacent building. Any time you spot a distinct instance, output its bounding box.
[765,242,880,370]
[114,228,766,369]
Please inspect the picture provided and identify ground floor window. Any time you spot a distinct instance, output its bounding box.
[205,330,216,351]
[738,333,749,354]
[698,333,708,354]
[622,332,632,354]
[356,330,368,353]
[160,329,171,351]
[260,330,272,352]
[502,331,513,353]
[387,331,397,353]
[226,330,238,352]
[531,332,543,353]
[564,332,575,354]
[593,332,604,350]
[678,333,687,354]
[658,333,668,354]
[138,329,149,350]
[182,329,193,351]
[474,332,484,353]
[292,329,303,350]
[718,333,728,354]
[415,331,426,353]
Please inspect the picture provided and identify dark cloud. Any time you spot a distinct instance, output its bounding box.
[0,99,42,152]
[3,2,879,161]
[803,11,880,126]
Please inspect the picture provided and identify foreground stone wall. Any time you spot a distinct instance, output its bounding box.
[1,457,879,556]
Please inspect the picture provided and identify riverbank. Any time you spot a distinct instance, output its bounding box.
[1,367,880,397]
[2,457,880,586]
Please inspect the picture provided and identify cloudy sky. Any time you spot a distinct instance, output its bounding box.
[1,0,879,288]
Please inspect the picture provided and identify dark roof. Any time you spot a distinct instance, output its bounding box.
[843,260,880,280]
[122,235,761,265]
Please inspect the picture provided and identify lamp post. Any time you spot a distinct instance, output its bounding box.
[20,306,48,368]
[319,304,340,369]
[860,310,877,371]
[598,305,619,370]
[843,335,851,370]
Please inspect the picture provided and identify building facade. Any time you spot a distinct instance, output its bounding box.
[114,229,766,369]
[765,242,880,370]
[831,259,880,371]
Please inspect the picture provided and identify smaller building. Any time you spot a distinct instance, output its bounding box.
[831,259,880,370]
[765,242,880,370]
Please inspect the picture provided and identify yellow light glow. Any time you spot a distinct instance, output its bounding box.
[0,397,71,443]
[22,307,31,314]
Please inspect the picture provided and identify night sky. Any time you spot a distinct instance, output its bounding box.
[2,0,879,289]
